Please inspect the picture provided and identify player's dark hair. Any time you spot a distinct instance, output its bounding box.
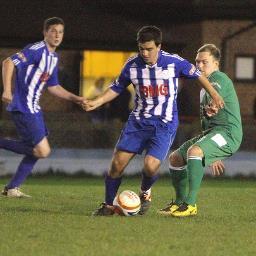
[44,17,65,31]
[197,44,221,62]
[137,26,162,46]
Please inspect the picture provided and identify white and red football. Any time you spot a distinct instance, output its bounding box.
[113,190,141,216]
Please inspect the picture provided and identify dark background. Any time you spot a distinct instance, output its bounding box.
[0,0,255,50]
[0,0,256,150]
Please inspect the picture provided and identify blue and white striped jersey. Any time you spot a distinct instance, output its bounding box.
[110,50,201,123]
[8,41,59,114]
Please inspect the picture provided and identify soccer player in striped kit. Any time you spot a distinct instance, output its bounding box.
[1,17,85,197]
[84,26,224,216]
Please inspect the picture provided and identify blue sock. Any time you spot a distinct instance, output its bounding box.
[141,171,159,191]
[6,155,38,189]
[0,139,33,155]
[105,173,122,205]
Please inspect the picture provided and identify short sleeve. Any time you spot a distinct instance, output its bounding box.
[110,64,131,94]
[176,59,201,79]
[10,45,36,67]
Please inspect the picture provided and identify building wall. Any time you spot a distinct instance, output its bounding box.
[161,20,256,119]
[201,20,256,117]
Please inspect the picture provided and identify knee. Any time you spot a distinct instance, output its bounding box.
[144,157,161,177]
[33,137,51,159]
[187,145,203,158]
[33,147,51,158]
[169,151,185,167]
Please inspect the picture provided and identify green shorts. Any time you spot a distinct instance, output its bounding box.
[178,129,240,167]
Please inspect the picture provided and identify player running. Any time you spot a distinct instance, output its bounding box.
[1,17,85,197]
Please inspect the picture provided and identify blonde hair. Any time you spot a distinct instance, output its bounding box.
[197,44,221,62]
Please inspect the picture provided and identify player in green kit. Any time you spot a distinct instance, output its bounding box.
[159,44,243,217]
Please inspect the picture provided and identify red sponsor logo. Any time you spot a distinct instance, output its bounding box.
[40,72,50,82]
[140,84,168,97]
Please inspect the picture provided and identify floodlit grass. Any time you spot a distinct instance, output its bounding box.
[0,176,256,256]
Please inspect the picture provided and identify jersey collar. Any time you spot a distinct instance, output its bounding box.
[141,51,163,68]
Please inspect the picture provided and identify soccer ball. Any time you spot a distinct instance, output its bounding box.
[113,190,141,216]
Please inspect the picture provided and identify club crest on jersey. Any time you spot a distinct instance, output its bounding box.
[140,84,168,97]
[17,52,27,62]
[40,72,50,82]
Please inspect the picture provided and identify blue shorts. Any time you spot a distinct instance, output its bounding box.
[116,118,178,161]
[11,111,48,147]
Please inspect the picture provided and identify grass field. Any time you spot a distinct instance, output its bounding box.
[0,175,256,256]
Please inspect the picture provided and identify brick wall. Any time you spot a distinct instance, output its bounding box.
[201,20,256,117]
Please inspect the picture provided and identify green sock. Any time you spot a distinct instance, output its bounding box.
[170,167,187,205]
[185,156,204,205]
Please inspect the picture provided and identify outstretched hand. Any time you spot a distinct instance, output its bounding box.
[74,97,88,111]
[75,96,86,105]
[81,99,101,111]
[210,160,225,176]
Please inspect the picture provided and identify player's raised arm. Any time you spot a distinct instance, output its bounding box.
[2,58,15,104]
[197,75,224,109]
[84,88,119,111]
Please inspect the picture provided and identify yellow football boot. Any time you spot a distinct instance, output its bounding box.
[171,203,197,217]
[158,201,179,215]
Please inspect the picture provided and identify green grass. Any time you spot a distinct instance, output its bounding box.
[0,176,256,256]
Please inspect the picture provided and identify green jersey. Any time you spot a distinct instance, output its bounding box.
[200,71,242,148]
